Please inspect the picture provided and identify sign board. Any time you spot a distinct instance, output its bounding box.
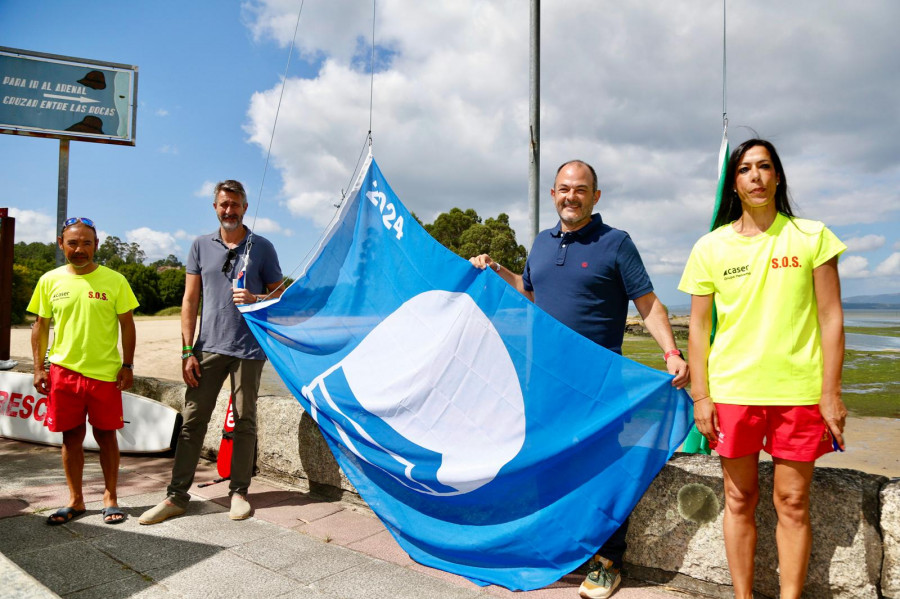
[0,46,137,146]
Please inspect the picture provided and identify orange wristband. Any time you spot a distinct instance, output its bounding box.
[663,349,682,361]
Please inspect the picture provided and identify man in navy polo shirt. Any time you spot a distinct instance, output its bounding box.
[470,159,688,599]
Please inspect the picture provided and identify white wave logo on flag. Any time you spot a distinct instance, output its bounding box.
[301,290,525,496]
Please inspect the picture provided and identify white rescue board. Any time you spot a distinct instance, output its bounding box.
[0,371,179,453]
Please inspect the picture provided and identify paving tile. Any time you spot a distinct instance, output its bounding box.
[253,493,343,528]
[294,508,385,545]
[7,538,134,595]
[0,496,29,519]
[274,540,374,584]
[270,587,329,599]
[230,529,343,571]
[162,507,284,548]
[346,529,415,567]
[204,479,287,507]
[0,512,79,554]
[63,569,184,599]
[90,523,223,574]
[313,558,485,599]
[146,550,299,599]
[408,562,492,594]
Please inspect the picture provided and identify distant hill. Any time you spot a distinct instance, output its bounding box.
[842,293,900,309]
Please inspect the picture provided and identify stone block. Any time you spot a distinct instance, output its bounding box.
[883,479,900,598]
[627,454,885,599]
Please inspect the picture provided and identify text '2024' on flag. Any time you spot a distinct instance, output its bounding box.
[240,154,693,591]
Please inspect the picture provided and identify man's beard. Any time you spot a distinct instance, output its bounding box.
[219,216,242,231]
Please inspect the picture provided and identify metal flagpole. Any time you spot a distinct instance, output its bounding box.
[528,0,540,247]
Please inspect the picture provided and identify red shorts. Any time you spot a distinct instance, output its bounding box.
[47,365,123,433]
[712,403,834,462]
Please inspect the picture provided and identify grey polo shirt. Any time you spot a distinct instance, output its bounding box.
[187,227,282,360]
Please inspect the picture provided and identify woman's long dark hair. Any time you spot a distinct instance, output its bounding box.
[713,139,796,229]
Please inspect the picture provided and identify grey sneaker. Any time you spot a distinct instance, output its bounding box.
[578,554,621,599]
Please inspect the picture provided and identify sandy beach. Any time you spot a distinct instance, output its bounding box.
[7,317,899,477]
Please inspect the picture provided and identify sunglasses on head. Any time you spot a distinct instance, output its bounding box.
[222,248,237,274]
[61,217,96,234]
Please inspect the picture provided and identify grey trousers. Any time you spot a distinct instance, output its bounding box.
[166,351,265,507]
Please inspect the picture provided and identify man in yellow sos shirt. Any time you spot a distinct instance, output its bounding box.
[28,217,138,525]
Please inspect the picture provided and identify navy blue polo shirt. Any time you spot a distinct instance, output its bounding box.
[522,214,653,354]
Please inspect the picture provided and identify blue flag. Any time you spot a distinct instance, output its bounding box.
[240,155,693,591]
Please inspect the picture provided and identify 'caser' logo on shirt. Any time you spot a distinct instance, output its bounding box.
[771,256,801,269]
[722,264,751,281]
[51,291,70,302]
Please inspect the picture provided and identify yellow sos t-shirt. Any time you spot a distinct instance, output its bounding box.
[27,265,139,382]
[678,213,846,405]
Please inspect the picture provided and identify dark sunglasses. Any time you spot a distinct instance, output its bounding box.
[222,249,237,274]
[61,217,96,234]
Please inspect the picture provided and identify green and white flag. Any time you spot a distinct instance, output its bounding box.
[710,126,730,229]
[682,126,728,456]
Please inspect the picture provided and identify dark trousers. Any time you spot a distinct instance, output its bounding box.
[166,352,264,507]
[599,516,630,570]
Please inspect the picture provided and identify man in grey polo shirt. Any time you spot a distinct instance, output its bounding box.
[140,179,283,524]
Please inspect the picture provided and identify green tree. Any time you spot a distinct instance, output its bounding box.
[114,263,161,314]
[150,254,184,269]
[158,268,186,307]
[424,209,527,274]
[96,236,145,266]
[424,208,481,254]
[10,241,56,324]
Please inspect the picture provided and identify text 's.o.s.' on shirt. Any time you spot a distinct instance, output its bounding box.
[523,214,653,354]
[27,265,139,382]
[678,213,846,406]
[188,228,282,361]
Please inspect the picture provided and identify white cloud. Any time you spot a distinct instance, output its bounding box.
[195,181,216,199]
[250,216,293,236]
[843,234,886,252]
[125,227,182,262]
[874,252,900,277]
[7,208,54,242]
[838,255,870,279]
[159,145,179,154]
[156,108,169,117]
[242,0,900,279]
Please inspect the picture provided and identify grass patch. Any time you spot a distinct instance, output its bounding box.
[845,325,900,337]
[621,335,900,419]
[155,306,181,316]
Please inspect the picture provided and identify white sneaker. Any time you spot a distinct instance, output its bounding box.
[578,554,621,599]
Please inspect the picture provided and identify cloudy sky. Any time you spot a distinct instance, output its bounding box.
[2,0,898,306]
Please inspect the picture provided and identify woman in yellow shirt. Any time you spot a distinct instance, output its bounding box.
[678,139,847,599]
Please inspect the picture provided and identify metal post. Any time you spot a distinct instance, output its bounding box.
[0,208,14,360]
[56,139,70,265]
[528,0,540,248]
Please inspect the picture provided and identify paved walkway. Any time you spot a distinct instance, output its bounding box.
[0,438,699,599]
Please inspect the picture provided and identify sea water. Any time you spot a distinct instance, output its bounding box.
[844,309,900,352]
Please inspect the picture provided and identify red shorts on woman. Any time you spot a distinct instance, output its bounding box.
[46,364,124,433]
[711,403,834,462]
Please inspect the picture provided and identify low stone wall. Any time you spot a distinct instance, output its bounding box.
[131,376,899,599]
